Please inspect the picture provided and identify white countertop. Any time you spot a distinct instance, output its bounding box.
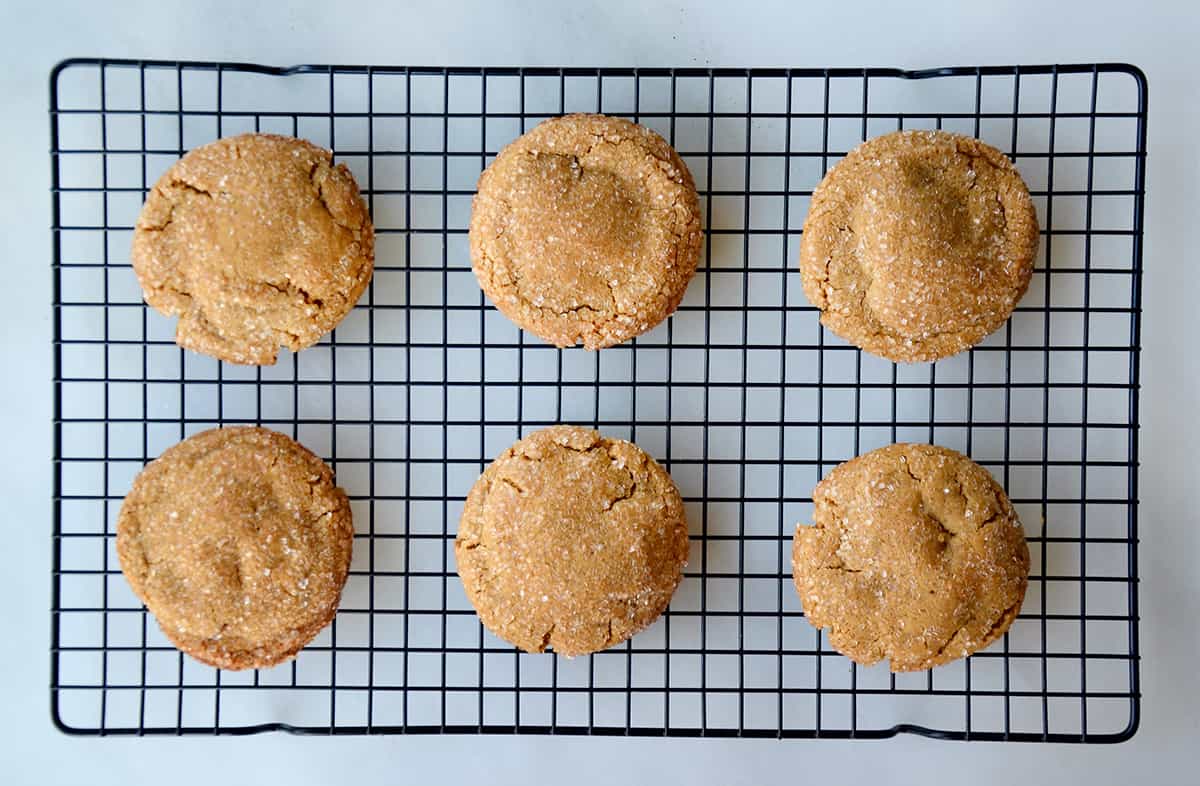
[2,1,1197,783]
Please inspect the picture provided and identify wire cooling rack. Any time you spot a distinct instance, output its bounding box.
[50,60,1145,742]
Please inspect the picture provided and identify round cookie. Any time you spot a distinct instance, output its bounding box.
[455,425,689,656]
[792,443,1029,672]
[469,114,703,349]
[132,133,374,365]
[799,130,1039,362]
[116,426,354,670]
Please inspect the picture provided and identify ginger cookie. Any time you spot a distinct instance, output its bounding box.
[116,426,354,670]
[132,133,374,365]
[799,130,1039,362]
[792,443,1029,671]
[469,114,703,349]
[455,425,689,656]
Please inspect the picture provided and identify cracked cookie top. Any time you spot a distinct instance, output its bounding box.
[469,114,703,349]
[799,130,1038,363]
[116,427,354,670]
[131,133,374,365]
[792,443,1029,672]
[455,425,689,656]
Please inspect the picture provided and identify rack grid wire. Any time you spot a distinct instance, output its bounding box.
[50,60,1145,742]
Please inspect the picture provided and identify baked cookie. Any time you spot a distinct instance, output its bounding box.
[792,443,1029,671]
[799,130,1039,362]
[116,426,354,670]
[455,425,689,656]
[470,114,703,349]
[132,133,374,365]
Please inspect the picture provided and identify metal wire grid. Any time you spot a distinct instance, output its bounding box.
[49,60,1145,742]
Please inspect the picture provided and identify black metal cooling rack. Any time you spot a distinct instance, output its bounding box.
[50,60,1145,742]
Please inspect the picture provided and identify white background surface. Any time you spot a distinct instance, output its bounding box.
[2,1,1197,783]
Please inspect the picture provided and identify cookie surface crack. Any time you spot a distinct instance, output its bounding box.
[819,564,863,574]
[307,158,366,234]
[982,598,1023,640]
[538,624,556,652]
[170,175,216,200]
[603,468,638,511]
[137,177,215,233]
[495,475,527,496]
[264,278,327,308]
[927,622,970,664]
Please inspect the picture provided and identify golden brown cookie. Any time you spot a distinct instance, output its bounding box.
[469,114,703,349]
[455,425,689,656]
[132,133,374,365]
[799,130,1039,362]
[116,426,354,670]
[792,443,1029,671]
